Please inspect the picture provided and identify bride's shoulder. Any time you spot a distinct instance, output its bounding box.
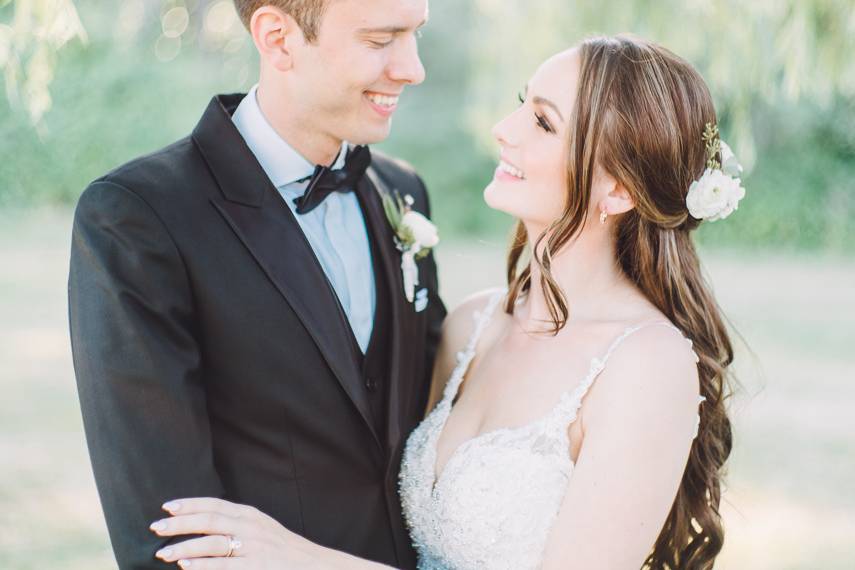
[587,320,701,426]
[441,287,508,343]
[425,288,507,413]
[572,319,703,455]
[438,288,508,368]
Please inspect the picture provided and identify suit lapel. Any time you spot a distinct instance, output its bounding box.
[192,94,382,450]
[359,168,417,453]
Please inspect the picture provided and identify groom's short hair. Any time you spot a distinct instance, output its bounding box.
[234,0,329,43]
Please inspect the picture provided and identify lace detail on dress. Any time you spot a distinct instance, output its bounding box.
[399,291,704,569]
[441,289,507,406]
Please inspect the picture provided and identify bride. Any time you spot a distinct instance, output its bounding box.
[150,35,737,569]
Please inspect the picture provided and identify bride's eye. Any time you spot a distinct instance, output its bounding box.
[535,113,553,134]
[517,92,525,105]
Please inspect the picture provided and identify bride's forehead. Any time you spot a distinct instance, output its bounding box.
[535,49,580,84]
[528,50,581,110]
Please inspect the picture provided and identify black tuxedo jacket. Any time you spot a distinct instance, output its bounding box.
[68,94,446,570]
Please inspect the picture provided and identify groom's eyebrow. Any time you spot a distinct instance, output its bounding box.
[357,18,429,34]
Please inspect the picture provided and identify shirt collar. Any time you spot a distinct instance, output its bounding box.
[231,84,348,188]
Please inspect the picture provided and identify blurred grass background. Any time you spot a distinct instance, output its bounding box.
[1,0,854,568]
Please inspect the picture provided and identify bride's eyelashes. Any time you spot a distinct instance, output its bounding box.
[535,113,554,133]
[517,92,555,134]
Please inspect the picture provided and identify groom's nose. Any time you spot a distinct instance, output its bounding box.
[387,34,426,85]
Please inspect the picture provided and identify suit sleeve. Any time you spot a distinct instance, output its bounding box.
[69,180,224,569]
[413,175,447,413]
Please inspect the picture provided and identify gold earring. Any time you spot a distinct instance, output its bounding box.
[599,210,608,224]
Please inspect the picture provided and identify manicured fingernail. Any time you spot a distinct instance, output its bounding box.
[163,501,181,512]
[178,560,191,568]
[149,520,167,532]
[155,548,173,559]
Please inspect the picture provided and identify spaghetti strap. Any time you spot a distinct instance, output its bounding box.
[600,321,699,367]
[441,289,507,403]
[551,320,702,428]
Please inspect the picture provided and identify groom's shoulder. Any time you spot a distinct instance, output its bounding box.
[369,149,432,213]
[79,134,209,213]
[95,136,199,193]
[370,148,419,175]
[370,150,425,190]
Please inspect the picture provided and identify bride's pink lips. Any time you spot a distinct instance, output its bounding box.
[494,167,523,182]
[493,155,525,183]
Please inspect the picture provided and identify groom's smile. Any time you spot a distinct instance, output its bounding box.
[365,91,401,118]
[301,0,427,145]
[241,0,428,164]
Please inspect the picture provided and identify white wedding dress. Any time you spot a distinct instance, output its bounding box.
[399,289,704,569]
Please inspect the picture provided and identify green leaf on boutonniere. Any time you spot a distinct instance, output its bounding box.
[381,192,402,228]
[381,190,420,246]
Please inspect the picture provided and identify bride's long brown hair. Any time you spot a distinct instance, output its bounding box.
[505,36,734,569]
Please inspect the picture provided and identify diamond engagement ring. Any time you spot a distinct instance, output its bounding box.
[225,535,242,557]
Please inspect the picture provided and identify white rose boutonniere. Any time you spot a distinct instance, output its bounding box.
[381,192,440,303]
[686,123,747,222]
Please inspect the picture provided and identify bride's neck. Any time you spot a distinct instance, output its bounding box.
[518,224,629,330]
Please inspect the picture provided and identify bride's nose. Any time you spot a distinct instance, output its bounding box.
[492,113,518,147]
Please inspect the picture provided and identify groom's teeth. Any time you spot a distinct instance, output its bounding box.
[367,94,399,107]
[499,160,526,179]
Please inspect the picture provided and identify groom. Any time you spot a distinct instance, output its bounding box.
[68,0,443,568]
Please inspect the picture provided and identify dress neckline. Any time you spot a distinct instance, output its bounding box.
[428,289,698,492]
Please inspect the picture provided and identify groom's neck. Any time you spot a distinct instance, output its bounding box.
[255,81,344,167]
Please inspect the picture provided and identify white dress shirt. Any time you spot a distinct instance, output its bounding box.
[231,85,376,352]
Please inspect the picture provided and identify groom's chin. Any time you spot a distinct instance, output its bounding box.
[349,120,393,146]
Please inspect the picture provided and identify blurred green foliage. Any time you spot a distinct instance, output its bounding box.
[1,0,853,252]
[0,0,88,127]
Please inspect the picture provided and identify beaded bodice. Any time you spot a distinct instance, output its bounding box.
[399,290,703,569]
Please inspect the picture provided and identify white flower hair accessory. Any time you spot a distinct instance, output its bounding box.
[686,124,746,222]
[381,192,440,303]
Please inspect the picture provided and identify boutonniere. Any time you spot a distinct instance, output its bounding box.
[381,192,440,303]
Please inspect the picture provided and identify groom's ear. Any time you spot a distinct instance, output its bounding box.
[249,6,305,72]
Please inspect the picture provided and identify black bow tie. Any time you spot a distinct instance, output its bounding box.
[293,145,372,215]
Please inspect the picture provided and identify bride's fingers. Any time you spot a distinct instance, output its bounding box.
[174,558,246,569]
[150,512,244,537]
[162,497,252,518]
[155,535,238,563]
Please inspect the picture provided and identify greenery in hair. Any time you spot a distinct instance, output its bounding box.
[702,123,722,170]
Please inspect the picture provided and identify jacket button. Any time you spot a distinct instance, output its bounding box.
[365,376,378,392]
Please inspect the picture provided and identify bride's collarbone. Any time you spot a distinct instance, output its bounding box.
[439,352,588,466]
[449,348,588,434]
[448,318,645,434]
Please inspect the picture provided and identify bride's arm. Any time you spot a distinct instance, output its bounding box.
[540,327,702,570]
[149,497,397,568]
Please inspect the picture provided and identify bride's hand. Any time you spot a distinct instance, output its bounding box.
[149,497,324,569]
